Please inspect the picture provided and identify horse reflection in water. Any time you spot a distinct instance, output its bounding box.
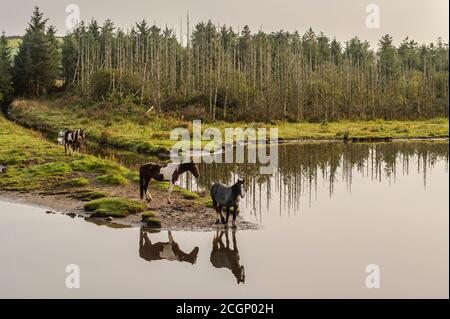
[139,228,199,264]
[210,229,245,284]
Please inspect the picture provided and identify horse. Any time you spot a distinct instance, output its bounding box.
[210,178,245,227]
[139,229,199,264]
[210,229,245,284]
[139,161,199,204]
[63,128,86,156]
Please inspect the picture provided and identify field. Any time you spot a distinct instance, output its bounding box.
[10,96,449,156]
[0,115,209,226]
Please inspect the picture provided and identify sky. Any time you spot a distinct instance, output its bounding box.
[0,0,448,47]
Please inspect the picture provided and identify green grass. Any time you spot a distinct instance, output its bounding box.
[84,197,145,217]
[63,177,90,187]
[0,116,135,191]
[69,190,107,201]
[141,211,161,227]
[95,173,129,186]
[10,97,449,159]
[194,196,213,208]
[153,180,199,199]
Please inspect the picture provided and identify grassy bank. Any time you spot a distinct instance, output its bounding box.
[10,97,449,157]
[0,115,200,220]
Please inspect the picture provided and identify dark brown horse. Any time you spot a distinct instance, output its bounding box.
[139,161,199,204]
[139,229,199,264]
[210,229,245,284]
[64,128,86,155]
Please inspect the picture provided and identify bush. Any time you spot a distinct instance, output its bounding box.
[91,70,112,100]
[90,69,141,101]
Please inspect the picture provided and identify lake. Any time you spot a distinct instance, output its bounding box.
[0,140,448,298]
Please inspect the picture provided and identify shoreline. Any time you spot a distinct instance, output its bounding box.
[0,116,258,231]
[0,191,259,231]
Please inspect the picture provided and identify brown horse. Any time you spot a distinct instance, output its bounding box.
[139,229,199,264]
[63,128,86,155]
[139,161,199,204]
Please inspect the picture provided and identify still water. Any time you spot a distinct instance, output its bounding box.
[0,140,448,298]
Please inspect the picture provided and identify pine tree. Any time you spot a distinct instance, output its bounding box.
[0,32,13,104]
[13,7,60,96]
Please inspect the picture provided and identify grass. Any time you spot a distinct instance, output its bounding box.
[141,211,161,227]
[152,180,200,199]
[0,116,136,191]
[0,116,211,217]
[95,174,129,186]
[10,97,449,158]
[84,197,145,217]
[69,190,107,201]
[63,177,90,187]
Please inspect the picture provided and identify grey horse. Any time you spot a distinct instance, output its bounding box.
[210,178,245,228]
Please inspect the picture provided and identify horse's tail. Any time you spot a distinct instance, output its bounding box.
[139,171,144,200]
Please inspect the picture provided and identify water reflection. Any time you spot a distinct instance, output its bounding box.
[139,228,199,264]
[180,141,449,217]
[210,229,245,284]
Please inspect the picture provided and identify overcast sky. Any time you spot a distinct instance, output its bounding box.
[1,0,448,46]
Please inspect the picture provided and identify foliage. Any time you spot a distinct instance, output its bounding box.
[59,17,448,121]
[12,7,60,96]
[0,32,13,104]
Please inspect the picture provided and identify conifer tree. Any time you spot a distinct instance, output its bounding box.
[12,7,60,96]
[0,32,13,104]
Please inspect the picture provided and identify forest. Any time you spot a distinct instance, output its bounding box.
[0,7,449,122]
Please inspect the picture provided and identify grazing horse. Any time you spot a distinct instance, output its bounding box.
[64,128,86,155]
[210,229,245,284]
[210,178,245,227]
[139,229,199,264]
[139,161,199,204]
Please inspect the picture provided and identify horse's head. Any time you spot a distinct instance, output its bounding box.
[79,129,86,140]
[187,161,199,179]
[236,265,245,284]
[235,178,246,199]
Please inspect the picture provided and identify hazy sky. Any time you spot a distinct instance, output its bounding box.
[1,0,448,46]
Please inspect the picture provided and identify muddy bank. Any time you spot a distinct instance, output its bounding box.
[0,187,259,231]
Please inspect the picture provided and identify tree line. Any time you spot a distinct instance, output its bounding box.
[1,7,448,121]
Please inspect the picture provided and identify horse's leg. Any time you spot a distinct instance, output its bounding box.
[167,181,174,204]
[64,142,67,155]
[218,205,225,224]
[225,206,230,226]
[218,231,225,249]
[144,178,152,201]
[232,205,238,228]
[225,230,230,249]
[213,230,218,249]
[232,228,237,251]
[213,199,221,224]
